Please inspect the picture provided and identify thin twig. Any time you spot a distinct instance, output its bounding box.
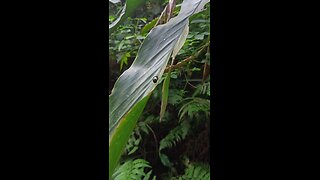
[146,124,159,162]
[164,41,210,73]
[184,73,197,89]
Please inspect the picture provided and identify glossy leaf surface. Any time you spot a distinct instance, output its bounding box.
[109,0,210,177]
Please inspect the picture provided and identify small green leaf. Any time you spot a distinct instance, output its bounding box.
[143,170,153,180]
[125,35,135,40]
[191,67,201,71]
[136,35,145,40]
[170,73,178,79]
[194,34,204,40]
[160,71,171,121]
[140,18,159,35]
[159,153,173,167]
[118,40,125,51]
[119,52,130,71]
[128,146,138,155]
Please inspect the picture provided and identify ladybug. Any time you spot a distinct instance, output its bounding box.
[152,76,158,83]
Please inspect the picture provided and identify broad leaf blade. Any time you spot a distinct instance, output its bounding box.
[171,23,189,60]
[109,95,150,179]
[109,0,210,177]
[109,0,210,136]
[159,17,189,122]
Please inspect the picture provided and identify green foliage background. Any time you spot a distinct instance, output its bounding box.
[109,0,210,179]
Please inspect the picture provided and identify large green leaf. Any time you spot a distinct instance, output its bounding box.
[109,95,150,179]
[160,23,189,121]
[109,0,209,137]
[109,0,210,177]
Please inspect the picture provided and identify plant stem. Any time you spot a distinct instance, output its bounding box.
[164,42,210,73]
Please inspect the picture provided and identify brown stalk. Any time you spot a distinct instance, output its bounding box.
[164,42,210,73]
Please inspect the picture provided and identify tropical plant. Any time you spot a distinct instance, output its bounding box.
[112,159,156,180]
[109,0,210,179]
[159,120,190,167]
[171,163,210,180]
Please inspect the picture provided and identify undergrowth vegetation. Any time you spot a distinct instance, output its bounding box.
[109,0,210,179]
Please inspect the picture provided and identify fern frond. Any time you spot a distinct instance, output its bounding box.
[159,120,190,167]
[200,82,210,96]
[171,163,210,180]
[159,120,190,151]
[193,82,210,97]
[168,89,187,105]
[178,97,210,120]
[112,159,156,180]
[125,129,142,155]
